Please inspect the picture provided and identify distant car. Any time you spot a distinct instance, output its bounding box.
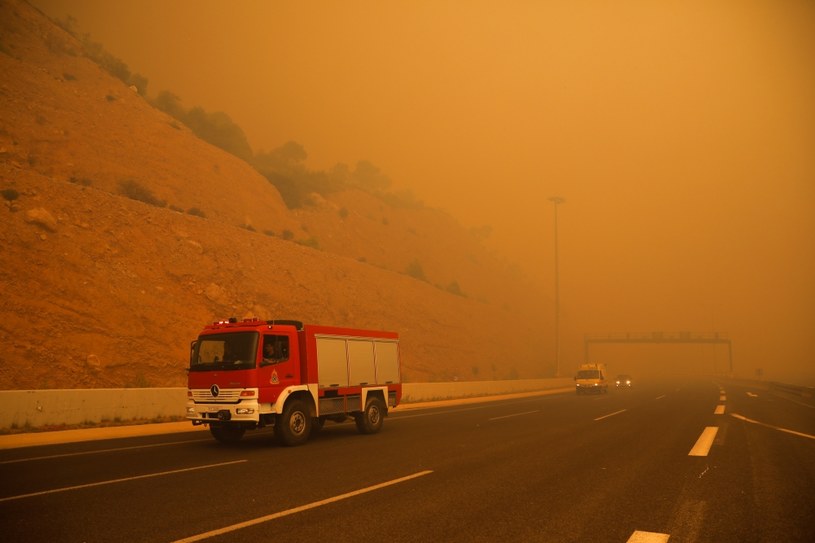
[615,374,633,388]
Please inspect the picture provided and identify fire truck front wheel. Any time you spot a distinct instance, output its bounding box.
[355,396,385,434]
[276,399,312,447]
[209,423,245,444]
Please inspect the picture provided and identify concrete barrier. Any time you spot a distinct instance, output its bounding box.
[0,379,574,431]
[0,388,188,430]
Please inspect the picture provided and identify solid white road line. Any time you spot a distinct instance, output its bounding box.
[714,405,725,415]
[594,409,627,421]
[689,426,719,456]
[731,413,815,440]
[488,410,540,421]
[0,460,248,502]
[627,530,670,542]
[172,470,435,543]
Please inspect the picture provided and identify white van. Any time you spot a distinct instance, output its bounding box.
[574,363,608,395]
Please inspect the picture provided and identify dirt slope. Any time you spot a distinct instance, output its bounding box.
[0,0,551,389]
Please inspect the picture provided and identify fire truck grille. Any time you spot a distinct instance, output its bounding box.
[191,389,242,403]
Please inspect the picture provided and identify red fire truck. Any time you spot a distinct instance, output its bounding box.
[186,318,402,446]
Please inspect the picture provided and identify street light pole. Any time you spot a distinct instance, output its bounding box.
[548,196,565,377]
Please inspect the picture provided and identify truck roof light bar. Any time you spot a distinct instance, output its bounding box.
[265,319,304,330]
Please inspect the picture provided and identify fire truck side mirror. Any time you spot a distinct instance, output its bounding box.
[189,340,197,366]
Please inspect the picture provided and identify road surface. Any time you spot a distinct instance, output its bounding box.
[1,379,813,542]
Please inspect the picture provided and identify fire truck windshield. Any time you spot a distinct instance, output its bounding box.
[190,332,259,371]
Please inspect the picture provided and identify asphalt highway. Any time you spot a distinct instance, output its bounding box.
[0,380,813,542]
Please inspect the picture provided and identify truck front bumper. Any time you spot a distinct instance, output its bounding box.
[186,386,269,424]
[186,398,262,424]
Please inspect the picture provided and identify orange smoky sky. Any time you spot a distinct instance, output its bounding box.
[30,0,815,384]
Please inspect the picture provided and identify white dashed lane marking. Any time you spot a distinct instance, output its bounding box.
[689,426,719,456]
[627,530,670,542]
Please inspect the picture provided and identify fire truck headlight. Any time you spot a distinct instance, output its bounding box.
[236,408,255,415]
[186,407,196,415]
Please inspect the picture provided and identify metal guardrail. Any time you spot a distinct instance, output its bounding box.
[769,381,815,399]
[720,377,815,406]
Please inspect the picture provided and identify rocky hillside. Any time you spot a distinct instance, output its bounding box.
[0,0,551,390]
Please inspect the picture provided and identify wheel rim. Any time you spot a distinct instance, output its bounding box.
[368,405,380,425]
[290,411,306,435]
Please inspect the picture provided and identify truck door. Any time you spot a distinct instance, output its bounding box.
[258,333,300,403]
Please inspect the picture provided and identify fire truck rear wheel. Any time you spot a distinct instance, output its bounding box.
[276,399,312,446]
[355,396,385,434]
[209,424,245,444]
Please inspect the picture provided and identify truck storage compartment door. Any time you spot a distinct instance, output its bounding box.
[348,339,376,386]
[374,340,400,384]
[316,337,349,388]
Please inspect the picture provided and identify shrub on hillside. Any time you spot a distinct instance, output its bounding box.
[150,93,252,161]
[260,169,343,209]
[381,188,424,209]
[80,36,131,83]
[183,107,253,162]
[128,73,148,95]
[446,281,465,297]
[406,259,427,282]
[153,91,185,118]
[2,189,20,201]
[297,237,320,249]
[117,179,166,208]
[253,142,347,209]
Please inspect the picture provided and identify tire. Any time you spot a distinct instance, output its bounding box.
[209,423,245,444]
[276,399,312,446]
[355,396,385,434]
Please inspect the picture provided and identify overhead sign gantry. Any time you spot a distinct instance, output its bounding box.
[583,332,733,373]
